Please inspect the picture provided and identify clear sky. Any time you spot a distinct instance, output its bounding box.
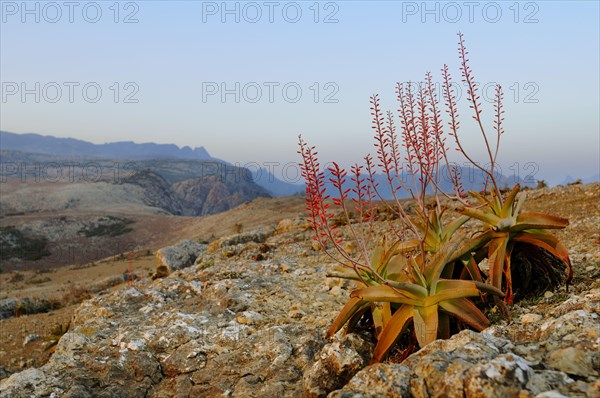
[1,0,599,184]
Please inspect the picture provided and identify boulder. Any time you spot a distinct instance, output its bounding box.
[154,240,207,278]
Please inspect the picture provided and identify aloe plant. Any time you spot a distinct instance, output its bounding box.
[459,184,571,303]
[355,242,504,362]
[325,240,410,339]
[298,33,572,363]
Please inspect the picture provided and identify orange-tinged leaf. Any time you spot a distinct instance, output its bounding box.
[371,304,413,363]
[346,305,369,332]
[513,212,569,231]
[424,287,481,307]
[414,305,439,347]
[511,232,572,283]
[439,298,490,331]
[512,232,570,263]
[435,279,478,292]
[488,235,509,291]
[391,239,421,254]
[382,302,392,326]
[326,297,368,338]
[504,243,514,304]
[371,302,392,339]
[461,254,484,282]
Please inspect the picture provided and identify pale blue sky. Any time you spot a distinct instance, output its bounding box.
[1,1,598,184]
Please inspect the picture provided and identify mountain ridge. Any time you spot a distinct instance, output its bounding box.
[0,131,305,196]
[0,131,211,160]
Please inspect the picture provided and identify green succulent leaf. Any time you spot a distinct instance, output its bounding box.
[513,191,527,215]
[424,237,467,289]
[392,239,421,254]
[500,184,521,218]
[408,257,428,288]
[442,215,471,241]
[327,270,363,282]
[512,212,569,231]
[473,281,505,297]
[490,190,503,215]
[469,190,491,206]
[370,245,385,272]
[459,207,502,227]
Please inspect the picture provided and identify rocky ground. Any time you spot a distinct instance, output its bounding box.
[0,197,306,375]
[0,183,598,397]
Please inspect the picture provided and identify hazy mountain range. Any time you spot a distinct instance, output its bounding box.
[322,166,536,201]
[3,131,594,203]
[0,131,211,160]
[0,131,304,197]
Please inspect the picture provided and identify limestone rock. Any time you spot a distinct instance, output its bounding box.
[303,333,374,397]
[155,240,207,277]
[328,363,412,398]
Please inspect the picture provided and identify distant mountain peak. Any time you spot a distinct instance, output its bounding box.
[0,131,211,160]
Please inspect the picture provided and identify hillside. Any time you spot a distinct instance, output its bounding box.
[0,183,598,396]
[0,150,279,270]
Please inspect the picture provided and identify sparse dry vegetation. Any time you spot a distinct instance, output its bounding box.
[78,216,135,238]
[0,226,50,261]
